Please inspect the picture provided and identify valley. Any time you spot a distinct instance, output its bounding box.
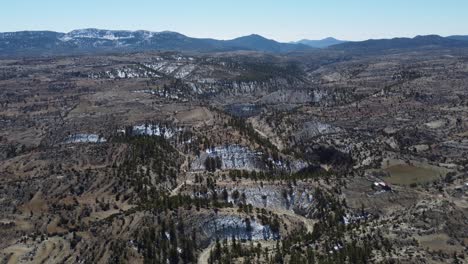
[0,42,467,263]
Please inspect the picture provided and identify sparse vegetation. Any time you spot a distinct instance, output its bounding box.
[0,47,467,264]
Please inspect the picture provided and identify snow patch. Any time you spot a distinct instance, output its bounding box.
[65,134,106,144]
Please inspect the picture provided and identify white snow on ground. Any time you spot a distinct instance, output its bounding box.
[121,124,181,139]
[60,29,141,41]
[65,134,106,144]
[143,62,167,71]
[89,66,160,79]
[132,89,183,101]
[143,62,181,75]
[133,90,158,95]
[162,64,179,74]
[174,64,196,78]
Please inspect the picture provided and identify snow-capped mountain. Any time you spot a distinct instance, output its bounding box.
[0,28,313,56]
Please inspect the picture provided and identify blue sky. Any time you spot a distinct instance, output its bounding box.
[1,0,466,41]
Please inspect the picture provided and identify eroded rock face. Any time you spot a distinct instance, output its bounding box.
[276,159,309,172]
[191,145,264,171]
[199,215,277,242]
[295,121,342,141]
[191,145,308,172]
[224,185,315,213]
[64,133,106,143]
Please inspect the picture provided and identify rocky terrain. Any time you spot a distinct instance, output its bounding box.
[0,43,467,264]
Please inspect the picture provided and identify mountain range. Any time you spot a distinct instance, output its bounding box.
[0,29,467,57]
[330,35,468,53]
[447,35,468,41]
[0,29,313,56]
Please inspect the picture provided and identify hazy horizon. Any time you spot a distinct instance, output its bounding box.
[1,28,464,43]
[1,0,467,42]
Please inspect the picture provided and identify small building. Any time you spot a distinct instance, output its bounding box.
[373,181,392,191]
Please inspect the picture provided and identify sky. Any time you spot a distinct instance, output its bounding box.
[1,0,466,42]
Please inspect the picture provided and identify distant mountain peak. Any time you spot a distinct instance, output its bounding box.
[413,34,443,40]
[225,34,312,53]
[294,37,348,48]
[246,33,263,37]
[232,34,271,41]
